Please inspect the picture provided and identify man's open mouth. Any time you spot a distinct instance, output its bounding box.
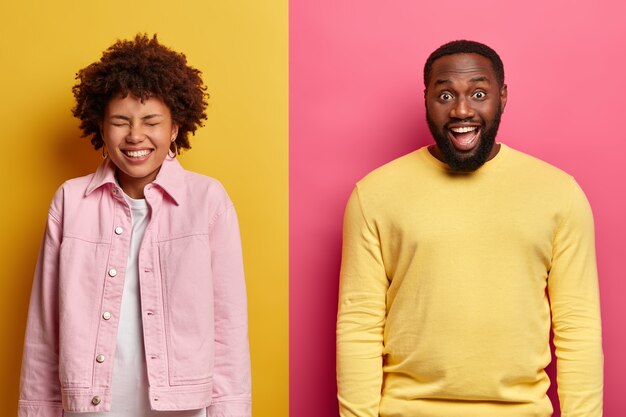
[448,126,480,152]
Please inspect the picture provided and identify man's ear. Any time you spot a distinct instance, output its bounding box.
[500,84,508,113]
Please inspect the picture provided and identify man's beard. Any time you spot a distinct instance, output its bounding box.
[426,106,503,172]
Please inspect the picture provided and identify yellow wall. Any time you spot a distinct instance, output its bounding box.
[0,1,288,416]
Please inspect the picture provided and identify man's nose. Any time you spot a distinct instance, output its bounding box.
[450,96,475,119]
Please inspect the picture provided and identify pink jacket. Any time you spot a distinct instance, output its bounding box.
[19,157,251,417]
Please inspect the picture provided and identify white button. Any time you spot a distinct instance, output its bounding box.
[114,226,123,235]
[102,312,112,320]
[91,396,101,405]
[108,268,117,277]
[96,354,105,363]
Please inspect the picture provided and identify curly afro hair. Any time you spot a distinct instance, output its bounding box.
[72,34,208,153]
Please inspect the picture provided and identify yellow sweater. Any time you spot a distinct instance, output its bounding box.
[337,144,603,417]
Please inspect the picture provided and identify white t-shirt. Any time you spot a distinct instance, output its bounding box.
[66,194,206,417]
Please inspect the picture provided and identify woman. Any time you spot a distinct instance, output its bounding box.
[19,34,251,417]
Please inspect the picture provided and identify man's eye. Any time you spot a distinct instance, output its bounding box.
[473,91,486,99]
[439,93,453,101]
[146,123,160,127]
[112,123,129,127]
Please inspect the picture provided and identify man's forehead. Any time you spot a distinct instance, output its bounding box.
[428,53,497,85]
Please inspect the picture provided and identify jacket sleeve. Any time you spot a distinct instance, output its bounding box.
[207,204,252,417]
[336,187,388,417]
[547,179,603,417]
[19,193,64,417]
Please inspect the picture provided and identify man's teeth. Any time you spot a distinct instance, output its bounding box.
[450,126,478,133]
[125,149,151,157]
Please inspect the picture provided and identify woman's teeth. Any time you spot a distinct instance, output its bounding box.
[125,149,151,158]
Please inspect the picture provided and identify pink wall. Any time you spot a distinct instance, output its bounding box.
[290,1,626,416]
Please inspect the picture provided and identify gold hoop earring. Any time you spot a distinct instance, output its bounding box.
[168,141,178,158]
[102,146,108,159]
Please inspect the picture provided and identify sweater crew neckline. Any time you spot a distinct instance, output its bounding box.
[419,143,509,174]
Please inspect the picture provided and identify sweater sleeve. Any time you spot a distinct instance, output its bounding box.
[19,193,64,417]
[336,187,389,417]
[207,204,252,417]
[547,179,603,417]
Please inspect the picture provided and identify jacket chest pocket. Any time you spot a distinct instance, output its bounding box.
[159,234,215,385]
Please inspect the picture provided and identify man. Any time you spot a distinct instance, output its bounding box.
[336,40,603,417]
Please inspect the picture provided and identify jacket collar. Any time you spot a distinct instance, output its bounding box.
[85,156,184,205]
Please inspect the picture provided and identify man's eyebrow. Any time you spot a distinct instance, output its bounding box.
[469,76,490,83]
[434,76,491,86]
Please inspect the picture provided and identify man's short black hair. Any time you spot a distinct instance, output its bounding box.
[424,40,505,87]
